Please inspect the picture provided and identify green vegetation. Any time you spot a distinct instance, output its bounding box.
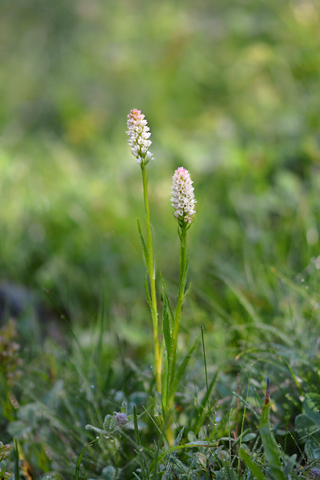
[1,0,320,478]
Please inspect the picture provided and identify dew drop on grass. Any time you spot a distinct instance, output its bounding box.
[301,278,305,283]
[91,385,95,389]
[96,436,100,439]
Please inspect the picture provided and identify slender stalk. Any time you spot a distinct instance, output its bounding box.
[141,164,162,393]
[171,226,187,372]
[165,166,196,443]
[166,226,188,443]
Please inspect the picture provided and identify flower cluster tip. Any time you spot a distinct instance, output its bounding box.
[171,167,196,226]
[127,109,153,166]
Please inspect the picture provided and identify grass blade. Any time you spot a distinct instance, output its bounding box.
[259,379,286,480]
[171,338,198,393]
[149,441,216,472]
[133,404,141,447]
[74,438,98,480]
[214,272,260,324]
[201,325,208,391]
[14,439,20,480]
[133,405,149,480]
[193,371,219,435]
[239,448,267,480]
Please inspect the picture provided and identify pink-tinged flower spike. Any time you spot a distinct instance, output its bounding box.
[126,109,153,166]
[171,167,196,227]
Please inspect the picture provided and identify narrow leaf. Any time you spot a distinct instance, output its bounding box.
[283,454,297,477]
[259,379,286,480]
[162,351,169,414]
[74,438,98,480]
[201,325,209,391]
[162,293,172,356]
[193,371,219,435]
[137,218,149,267]
[133,405,149,480]
[216,273,260,324]
[132,473,142,480]
[281,357,304,395]
[14,439,20,480]
[200,370,218,412]
[183,282,192,302]
[233,429,252,447]
[149,441,216,472]
[163,459,173,480]
[174,427,185,447]
[163,428,186,480]
[133,405,141,447]
[239,448,267,480]
[160,275,174,323]
[171,338,198,393]
[144,274,153,310]
[0,465,7,477]
[232,392,260,420]
[185,440,213,446]
[162,305,172,413]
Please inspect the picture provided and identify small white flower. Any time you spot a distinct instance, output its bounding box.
[127,109,153,165]
[171,167,196,226]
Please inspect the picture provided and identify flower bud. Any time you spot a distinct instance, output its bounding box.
[115,412,128,426]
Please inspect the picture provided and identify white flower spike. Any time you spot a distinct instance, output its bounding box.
[171,167,196,226]
[126,109,153,165]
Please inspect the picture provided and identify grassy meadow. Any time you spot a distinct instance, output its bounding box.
[1,0,320,478]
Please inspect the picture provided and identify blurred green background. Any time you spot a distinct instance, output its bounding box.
[1,0,320,352]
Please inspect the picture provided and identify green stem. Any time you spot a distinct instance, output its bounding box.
[172,226,187,366]
[166,226,188,442]
[141,165,162,393]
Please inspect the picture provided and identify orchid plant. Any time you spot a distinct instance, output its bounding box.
[126,109,161,392]
[127,109,197,440]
